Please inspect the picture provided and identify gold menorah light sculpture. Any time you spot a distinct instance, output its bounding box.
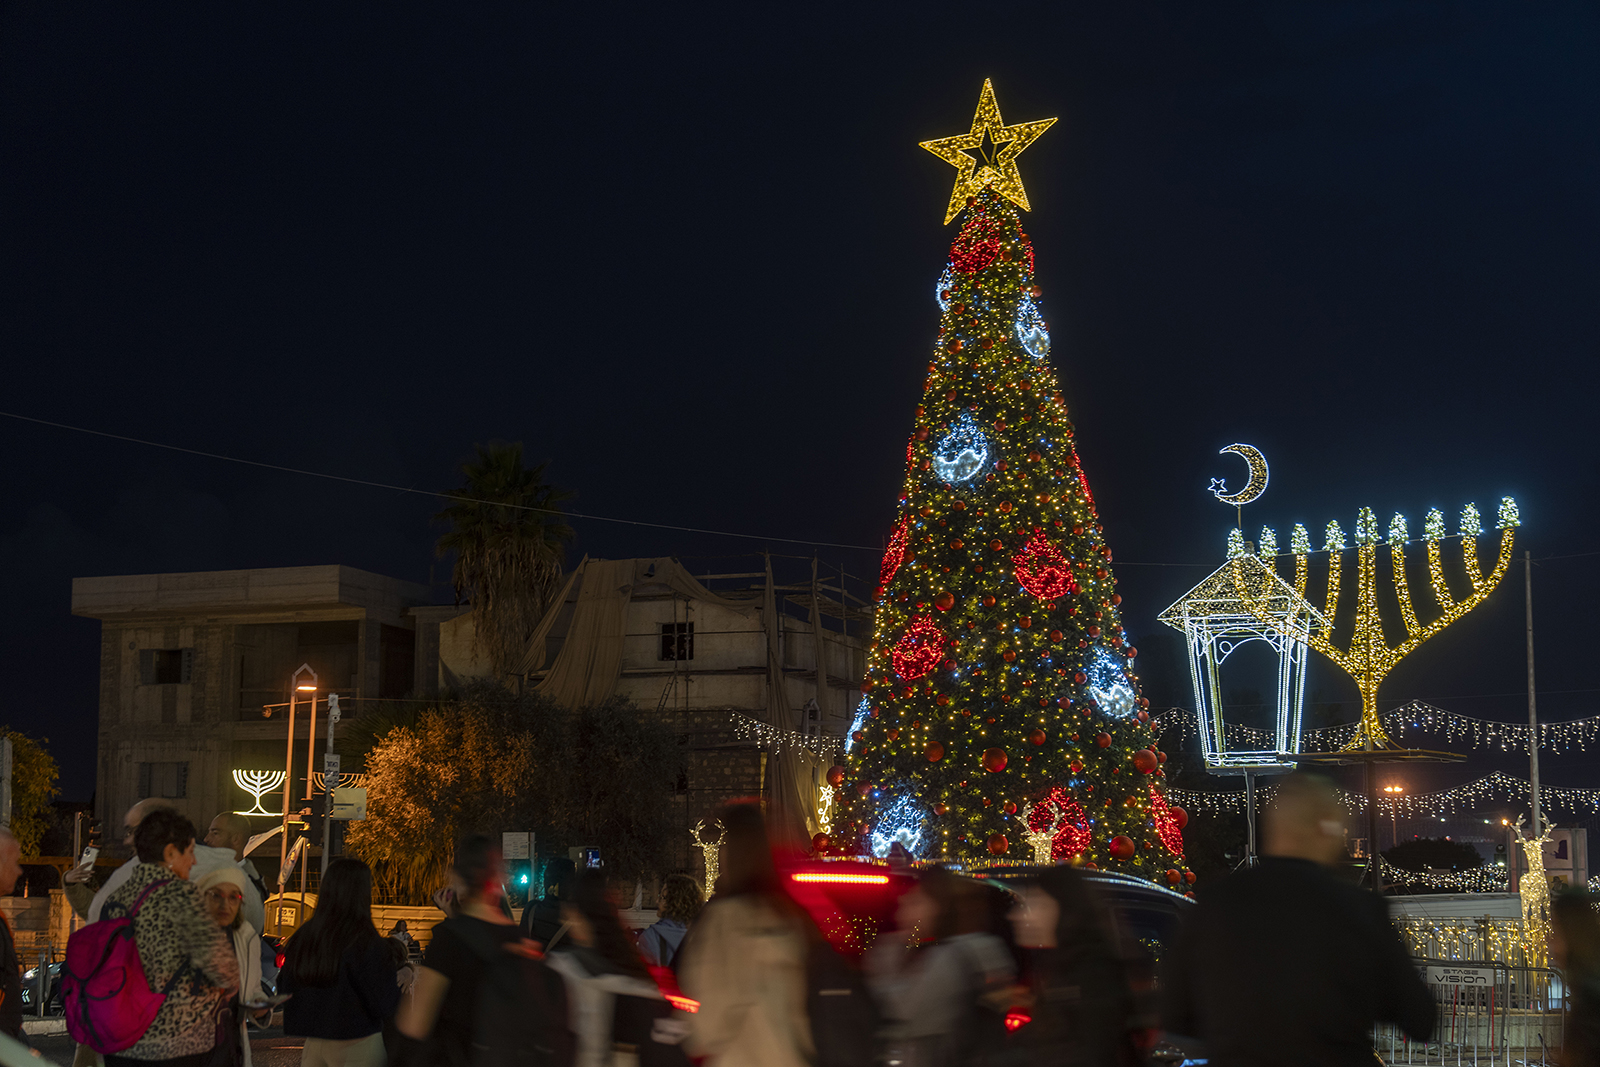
[232,769,287,816]
[1238,497,1519,751]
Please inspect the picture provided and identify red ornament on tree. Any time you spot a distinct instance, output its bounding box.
[950,212,1002,273]
[934,591,955,611]
[1132,749,1159,774]
[826,765,846,787]
[1109,835,1135,861]
[1027,729,1047,747]
[1094,733,1112,749]
[926,741,945,762]
[1171,805,1189,830]
[982,748,1008,773]
[986,833,1009,855]
[812,833,832,853]
[880,515,911,586]
[892,615,949,681]
[1010,532,1075,601]
[1147,787,1186,856]
[856,781,873,797]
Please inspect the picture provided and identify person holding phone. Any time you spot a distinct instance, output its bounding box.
[198,868,272,1067]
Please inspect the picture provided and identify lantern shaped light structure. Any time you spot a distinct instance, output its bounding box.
[1158,547,1327,772]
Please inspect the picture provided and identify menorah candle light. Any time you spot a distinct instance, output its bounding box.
[1240,498,1519,752]
[232,769,286,816]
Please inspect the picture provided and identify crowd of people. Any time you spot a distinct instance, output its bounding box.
[15,777,1600,1067]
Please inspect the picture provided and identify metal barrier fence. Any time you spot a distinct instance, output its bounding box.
[1375,959,1565,1066]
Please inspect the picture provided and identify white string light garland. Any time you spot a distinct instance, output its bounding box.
[730,712,845,758]
[1166,770,1600,819]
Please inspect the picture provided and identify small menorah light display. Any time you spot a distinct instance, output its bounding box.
[1239,497,1519,751]
[232,769,286,816]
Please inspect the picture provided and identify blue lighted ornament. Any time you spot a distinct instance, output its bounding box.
[846,697,871,754]
[1015,293,1049,358]
[932,411,991,486]
[869,791,930,859]
[1086,646,1137,719]
[936,266,956,311]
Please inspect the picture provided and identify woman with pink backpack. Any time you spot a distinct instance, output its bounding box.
[73,810,241,1067]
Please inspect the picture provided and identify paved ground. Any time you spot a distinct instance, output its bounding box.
[31,1029,305,1067]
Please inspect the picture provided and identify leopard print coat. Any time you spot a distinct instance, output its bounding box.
[105,862,240,1060]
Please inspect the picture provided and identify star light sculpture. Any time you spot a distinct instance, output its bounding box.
[919,80,1056,224]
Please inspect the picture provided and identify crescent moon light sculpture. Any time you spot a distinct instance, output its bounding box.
[1210,443,1269,506]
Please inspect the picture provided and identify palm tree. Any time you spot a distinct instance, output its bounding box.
[436,443,574,675]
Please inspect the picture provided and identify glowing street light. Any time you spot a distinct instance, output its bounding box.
[1382,785,1404,848]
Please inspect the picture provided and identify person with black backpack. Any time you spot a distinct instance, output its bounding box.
[396,836,573,1067]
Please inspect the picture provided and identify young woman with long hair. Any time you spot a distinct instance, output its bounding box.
[279,859,400,1067]
[678,802,815,1067]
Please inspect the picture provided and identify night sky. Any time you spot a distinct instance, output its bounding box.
[3,4,1596,809]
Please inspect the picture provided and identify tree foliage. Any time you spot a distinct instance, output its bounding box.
[436,443,574,675]
[344,685,677,903]
[1384,836,1486,873]
[0,727,60,858]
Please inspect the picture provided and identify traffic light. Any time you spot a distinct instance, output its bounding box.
[1495,842,1507,868]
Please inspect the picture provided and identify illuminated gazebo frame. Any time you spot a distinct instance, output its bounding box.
[1159,550,1328,773]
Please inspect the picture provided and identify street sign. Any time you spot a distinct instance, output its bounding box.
[331,787,367,821]
[323,753,341,779]
[1424,964,1496,987]
[502,832,532,860]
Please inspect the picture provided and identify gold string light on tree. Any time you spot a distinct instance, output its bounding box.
[835,82,1189,884]
[1237,499,1520,751]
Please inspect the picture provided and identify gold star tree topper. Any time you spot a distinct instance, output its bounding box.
[920,80,1057,224]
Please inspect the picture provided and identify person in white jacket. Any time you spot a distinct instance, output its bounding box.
[678,803,815,1067]
[198,867,271,1067]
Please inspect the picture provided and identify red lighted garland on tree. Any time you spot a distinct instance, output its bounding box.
[950,212,1002,273]
[891,614,948,681]
[1148,787,1185,857]
[881,516,911,586]
[1027,786,1091,859]
[1012,532,1077,601]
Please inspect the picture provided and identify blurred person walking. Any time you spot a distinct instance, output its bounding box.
[196,868,269,1067]
[678,803,815,1067]
[523,857,577,947]
[1004,867,1132,1067]
[0,828,27,1041]
[278,859,398,1067]
[397,836,571,1067]
[545,870,677,1067]
[1160,772,1433,1066]
[636,876,702,971]
[102,809,240,1067]
[1550,890,1600,1066]
[865,866,1015,1067]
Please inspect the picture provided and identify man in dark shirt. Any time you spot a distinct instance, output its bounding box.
[1161,772,1434,1066]
[0,827,26,1041]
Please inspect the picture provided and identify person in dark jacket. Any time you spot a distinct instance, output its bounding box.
[523,856,577,947]
[279,859,400,1067]
[1551,889,1600,1066]
[1006,865,1133,1066]
[0,829,26,1043]
[1160,772,1434,1067]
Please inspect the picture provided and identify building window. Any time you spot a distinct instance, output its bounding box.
[660,622,694,661]
[139,649,193,685]
[137,762,189,799]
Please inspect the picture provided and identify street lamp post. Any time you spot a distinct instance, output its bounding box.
[1383,785,1404,850]
[278,664,317,920]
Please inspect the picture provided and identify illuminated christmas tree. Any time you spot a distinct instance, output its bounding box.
[837,82,1190,885]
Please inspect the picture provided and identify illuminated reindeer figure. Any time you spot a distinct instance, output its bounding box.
[1239,498,1519,751]
[1021,801,1054,865]
[1514,814,1554,963]
[690,818,726,895]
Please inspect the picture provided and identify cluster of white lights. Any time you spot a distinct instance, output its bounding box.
[1086,646,1137,719]
[846,697,871,755]
[1014,293,1049,358]
[932,410,992,486]
[869,792,929,859]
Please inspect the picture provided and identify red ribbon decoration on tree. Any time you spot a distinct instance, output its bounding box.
[1148,787,1185,857]
[949,212,1002,274]
[1026,786,1091,860]
[1012,532,1076,601]
[880,515,911,586]
[891,614,948,681]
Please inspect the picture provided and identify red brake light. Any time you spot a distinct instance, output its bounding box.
[1004,1010,1031,1032]
[665,994,700,1013]
[275,952,286,968]
[790,872,890,886]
